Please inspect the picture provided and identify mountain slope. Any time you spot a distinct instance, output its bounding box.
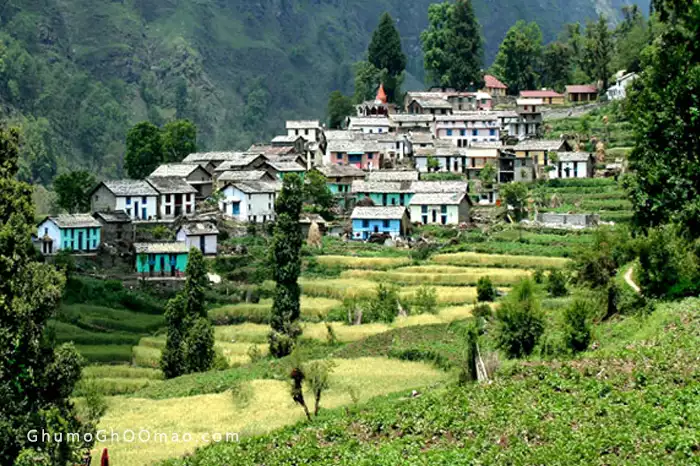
[0,0,646,180]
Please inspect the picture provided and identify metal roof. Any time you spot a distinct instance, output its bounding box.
[41,214,101,229]
[351,206,407,220]
[146,177,198,194]
[134,242,189,254]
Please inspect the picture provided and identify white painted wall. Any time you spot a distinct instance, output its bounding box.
[116,195,158,221]
[408,205,460,225]
[158,193,196,219]
[176,230,218,255]
[36,219,61,253]
[549,161,590,179]
[219,186,277,222]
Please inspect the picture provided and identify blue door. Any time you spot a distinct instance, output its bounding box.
[232,202,240,215]
[142,208,147,220]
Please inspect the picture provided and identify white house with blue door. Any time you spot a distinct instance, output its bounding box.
[90,180,159,221]
[218,181,281,223]
[36,214,102,255]
[434,113,500,146]
[350,206,410,240]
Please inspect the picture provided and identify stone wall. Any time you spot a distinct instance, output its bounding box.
[537,213,599,227]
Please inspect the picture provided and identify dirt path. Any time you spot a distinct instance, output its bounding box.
[624,265,641,294]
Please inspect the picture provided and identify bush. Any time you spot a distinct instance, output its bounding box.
[563,299,593,353]
[365,284,400,323]
[495,280,545,358]
[476,276,496,302]
[572,227,636,288]
[413,285,438,314]
[547,269,568,297]
[472,303,493,320]
[533,268,544,284]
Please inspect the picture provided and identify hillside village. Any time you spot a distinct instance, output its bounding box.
[34,75,636,276]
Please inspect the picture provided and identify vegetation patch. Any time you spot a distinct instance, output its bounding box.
[432,252,570,269]
[342,266,531,286]
[314,255,411,270]
[209,297,343,325]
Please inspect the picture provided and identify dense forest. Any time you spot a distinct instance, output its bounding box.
[0,0,646,183]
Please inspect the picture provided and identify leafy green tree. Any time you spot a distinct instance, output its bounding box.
[367,283,400,323]
[18,116,57,185]
[582,15,613,89]
[546,268,568,297]
[541,41,572,91]
[304,359,336,416]
[53,170,96,213]
[367,12,407,102]
[572,226,636,289]
[495,279,545,358]
[327,91,355,129]
[353,61,382,104]
[500,182,529,221]
[426,156,441,172]
[413,285,438,314]
[458,321,479,384]
[479,162,497,188]
[269,174,304,357]
[160,248,214,378]
[0,126,93,464]
[563,299,592,353]
[304,170,334,218]
[612,5,649,73]
[421,0,484,90]
[124,121,163,179]
[161,119,197,163]
[492,21,543,95]
[477,276,496,302]
[624,0,700,236]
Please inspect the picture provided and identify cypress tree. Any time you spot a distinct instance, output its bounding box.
[446,0,484,90]
[269,174,304,358]
[367,12,407,102]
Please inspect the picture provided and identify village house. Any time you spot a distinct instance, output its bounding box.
[134,242,189,277]
[264,160,307,180]
[606,71,638,100]
[414,145,469,174]
[146,177,198,219]
[513,99,544,137]
[409,132,437,151]
[327,139,383,169]
[271,134,308,153]
[519,90,565,105]
[182,151,251,169]
[463,144,501,181]
[286,120,323,143]
[482,75,508,98]
[413,180,468,195]
[355,84,397,117]
[36,214,102,255]
[405,91,455,115]
[547,152,596,179]
[434,113,500,146]
[408,192,471,225]
[216,170,274,188]
[93,211,133,243]
[566,85,598,103]
[506,139,572,166]
[218,181,280,223]
[351,180,413,206]
[350,206,410,240]
[358,132,411,161]
[389,114,434,134]
[176,222,218,255]
[149,163,213,199]
[367,171,419,182]
[90,180,159,221]
[347,116,393,134]
[315,164,366,196]
[212,152,269,177]
[498,152,535,183]
[299,213,328,238]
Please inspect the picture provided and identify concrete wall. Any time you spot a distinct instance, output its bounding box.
[537,213,599,227]
[176,230,218,255]
[219,186,276,223]
[118,195,158,221]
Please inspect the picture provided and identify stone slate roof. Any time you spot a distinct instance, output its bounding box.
[409,133,435,144]
[351,206,407,220]
[217,170,270,182]
[44,214,101,229]
[134,242,189,254]
[248,144,297,157]
[516,98,544,106]
[299,213,327,224]
[435,113,498,122]
[178,222,219,236]
[412,181,468,193]
[214,153,266,172]
[327,139,382,153]
[286,120,320,129]
[227,181,281,194]
[348,117,392,128]
[101,179,159,197]
[389,114,434,123]
[555,152,594,162]
[264,160,306,172]
[411,98,453,109]
[182,151,245,163]
[409,192,467,205]
[507,140,568,151]
[146,177,198,194]
[351,180,413,194]
[367,171,419,182]
[271,135,302,144]
[324,130,355,141]
[93,211,132,224]
[150,164,209,178]
[315,164,366,178]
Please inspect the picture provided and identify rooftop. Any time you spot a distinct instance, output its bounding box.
[134,242,189,254]
[389,114,434,123]
[484,74,507,89]
[315,164,366,178]
[566,84,598,94]
[412,180,468,193]
[182,151,245,163]
[217,170,270,182]
[43,214,101,229]
[248,144,297,157]
[264,160,306,172]
[348,116,392,127]
[351,206,407,220]
[411,98,453,109]
[520,90,564,98]
[367,171,419,182]
[507,140,568,151]
[93,210,132,224]
[150,163,209,178]
[299,213,327,224]
[555,152,594,162]
[435,113,498,122]
[227,181,281,194]
[178,222,219,236]
[286,120,320,130]
[516,98,544,106]
[409,192,467,205]
[351,180,412,194]
[213,153,266,172]
[271,135,303,144]
[101,179,159,197]
[146,177,198,194]
[327,139,383,153]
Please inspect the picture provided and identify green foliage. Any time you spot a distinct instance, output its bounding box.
[533,268,544,284]
[161,119,197,163]
[367,12,407,102]
[458,321,479,384]
[492,21,543,94]
[0,126,92,464]
[53,170,96,213]
[572,226,636,288]
[366,283,400,323]
[563,299,593,353]
[304,170,334,218]
[124,120,198,178]
[478,162,497,188]
[421,0,484,90]
[326,91,354,129]
[270,174,304,357]
[541,41,572,91]
[582,15,613,89]
[500,182,529,221]
[476,276,496,302]
[546,268,568,297]
[54,249,77,279]
[624,2,700,236]
[426,156,441,172]
[413,285,438,314]
[472,303,493,320]
[161,248,214,378]
[495,279,545,358]
[304,359,336,416]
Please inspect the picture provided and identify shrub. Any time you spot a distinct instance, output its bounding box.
[472,303,493,320]
[563,299,593,353]
[246,344,263,363]
[410,242,438,262]
[476,277,496,302]
[533,268,544,284]
[458,322,479,385]
[365,284,400,323]
[572,227,636,288]
[547,269,568,297]
[325,323,338,345]
[413,285,438,314]
[495,279,545,358]
[304,359,336,416]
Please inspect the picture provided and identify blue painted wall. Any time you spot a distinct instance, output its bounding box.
[351,218,401,240]
[59,227,101,251]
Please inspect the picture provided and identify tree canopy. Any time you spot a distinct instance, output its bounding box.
[492,21,543,95]
[327,91,354,129]
[53,170,96,214]
[124,120,198,178]
[367,12,407,103]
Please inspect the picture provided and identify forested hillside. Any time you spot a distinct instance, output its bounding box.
[0,0,646,181]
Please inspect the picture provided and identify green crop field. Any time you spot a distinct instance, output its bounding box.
[431,251,571,269]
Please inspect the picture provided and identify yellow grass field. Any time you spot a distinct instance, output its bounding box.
[340,266,531,286]
[91,357,447,466]
[214,323,270,344]
[133,338,269,367]
[82,366,163,380]
[431,252,571,269]
[314,255,410,269]
[209,296,342,323]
